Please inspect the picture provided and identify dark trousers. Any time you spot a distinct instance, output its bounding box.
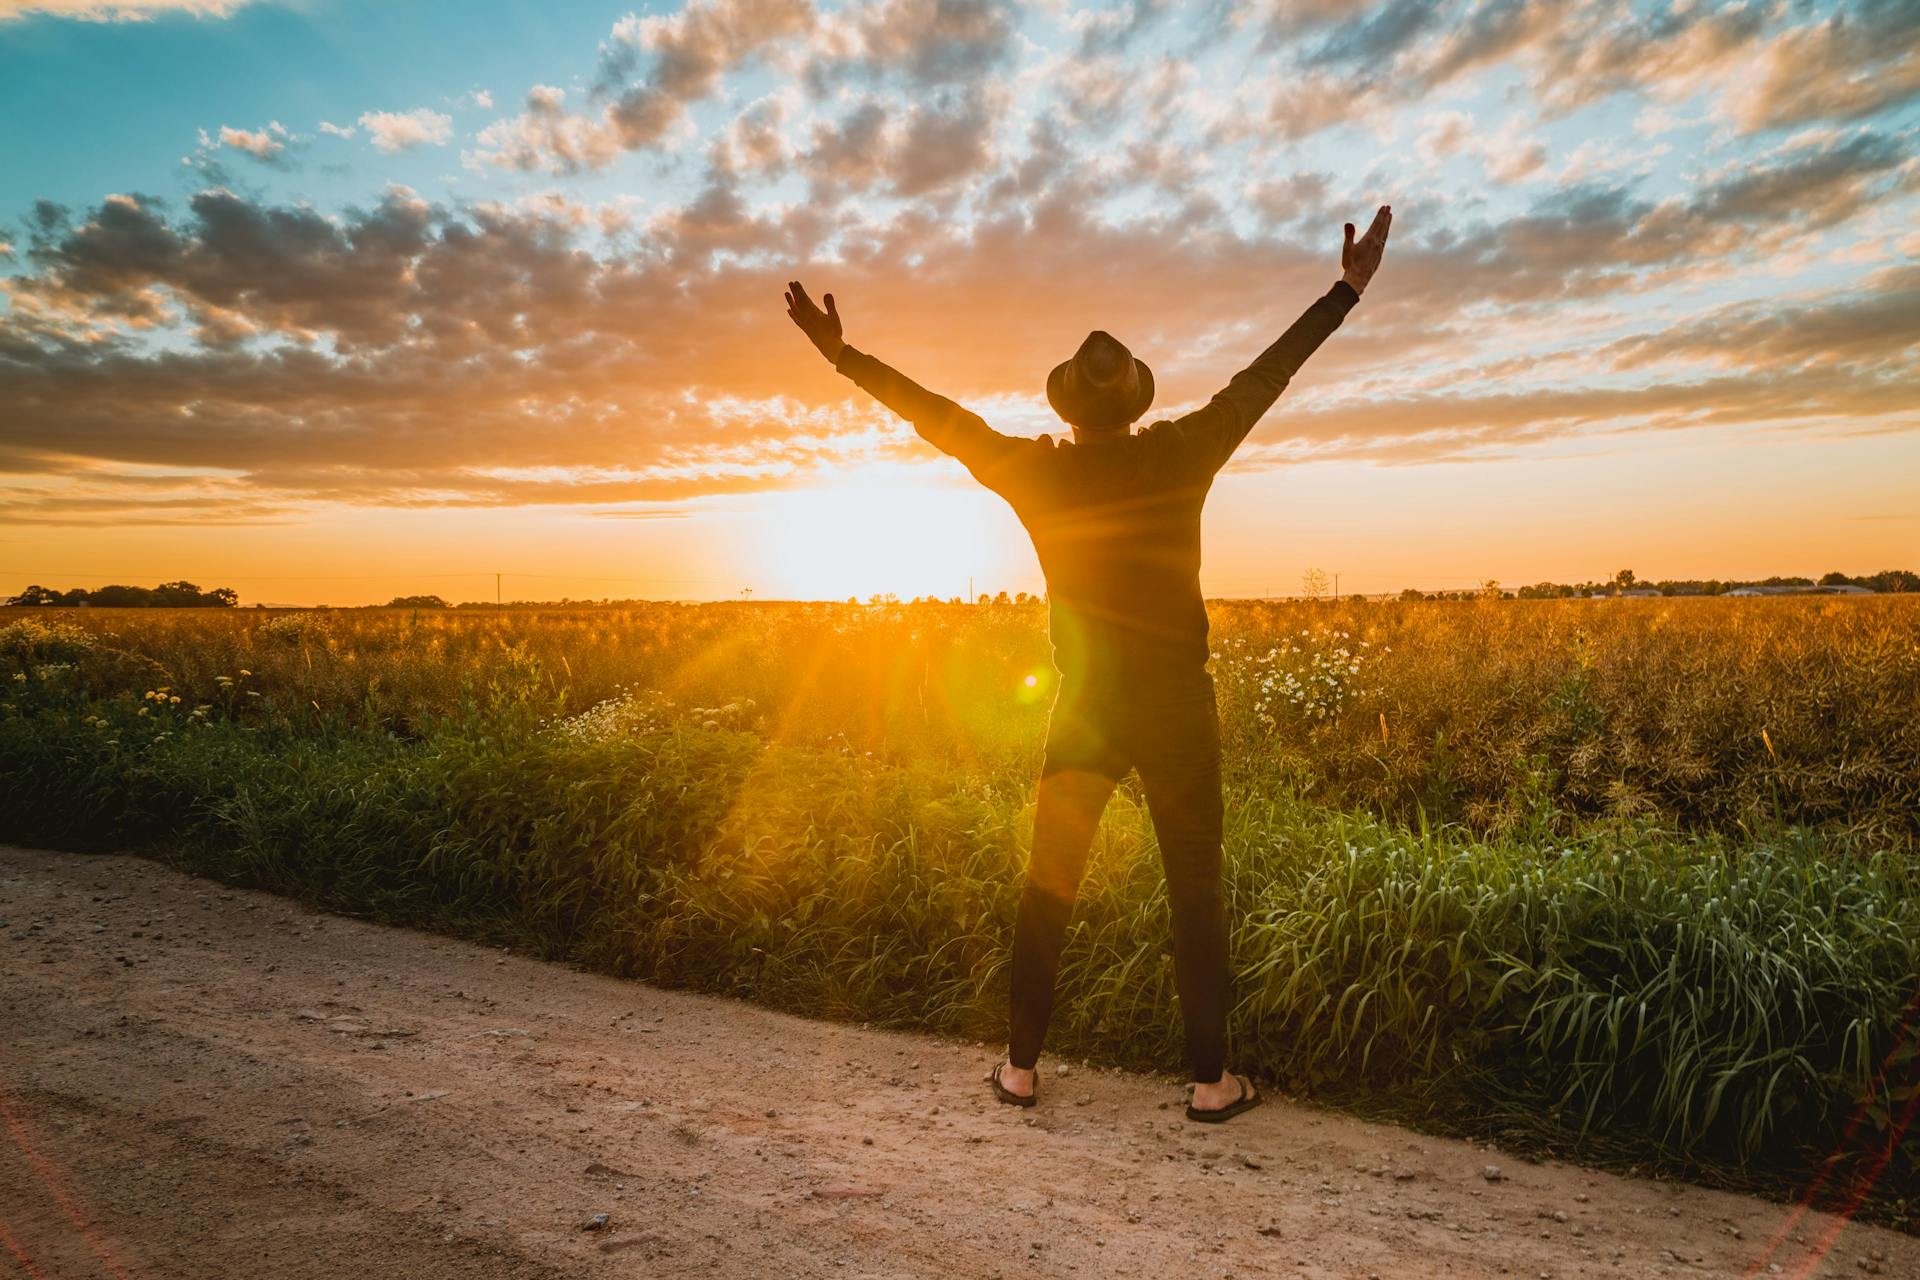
[1006,670,1230,1083]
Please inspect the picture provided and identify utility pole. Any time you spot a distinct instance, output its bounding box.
[968,575,974,605]
[495,572,502,606]
[1334,572,1341,600]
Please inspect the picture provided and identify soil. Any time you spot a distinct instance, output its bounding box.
[2,846,1911,1279]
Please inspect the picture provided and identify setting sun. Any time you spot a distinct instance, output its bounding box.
[755,467,1014,601]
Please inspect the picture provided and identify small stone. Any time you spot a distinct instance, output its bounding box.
[861,1136,873,1145]
[581,1213,610,1232]
[1481,1165,1503,1182]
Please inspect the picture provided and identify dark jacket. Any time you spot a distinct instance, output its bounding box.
[834,279,1360,692]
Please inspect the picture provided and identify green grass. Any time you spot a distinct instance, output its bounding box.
[2,604,1916,1225]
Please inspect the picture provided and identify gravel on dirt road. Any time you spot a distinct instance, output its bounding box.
[2,846,1910,1279]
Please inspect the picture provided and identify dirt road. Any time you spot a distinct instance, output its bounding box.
[1,846,1910,1279]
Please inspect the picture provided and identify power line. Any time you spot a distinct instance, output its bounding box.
[0,567,735,585]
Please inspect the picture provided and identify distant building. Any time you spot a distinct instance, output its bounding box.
[1724,583,1871,597]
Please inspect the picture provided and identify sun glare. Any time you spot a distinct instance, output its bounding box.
[757,469,1010,601]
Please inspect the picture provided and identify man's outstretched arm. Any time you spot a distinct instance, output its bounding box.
[784,280,1035,496]
[1163,205,1391,476]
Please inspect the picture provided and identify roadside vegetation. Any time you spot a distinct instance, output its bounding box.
[2,597,1914,1225]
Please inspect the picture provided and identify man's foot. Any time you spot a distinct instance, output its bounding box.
[1188,1070,1255,1113]
[995,1059,1035,1099]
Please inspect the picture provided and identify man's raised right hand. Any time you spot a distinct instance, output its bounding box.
[1340,206,1392,296]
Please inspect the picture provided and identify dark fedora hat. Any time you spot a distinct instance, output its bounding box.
[1047,330,1154,430]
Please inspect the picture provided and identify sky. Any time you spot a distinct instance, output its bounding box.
[1,0,1916,605]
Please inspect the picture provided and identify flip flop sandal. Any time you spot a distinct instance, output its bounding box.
[1186,1072,1262,1123]
[989,1061,1037,1108]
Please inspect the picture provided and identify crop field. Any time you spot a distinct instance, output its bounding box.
[3,596,1916,1218]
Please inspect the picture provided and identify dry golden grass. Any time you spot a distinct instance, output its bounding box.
[14,592,1915,841]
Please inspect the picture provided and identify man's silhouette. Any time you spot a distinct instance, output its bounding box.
[786,206,1392,1121]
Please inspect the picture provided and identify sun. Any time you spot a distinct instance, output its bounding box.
[757,466,1014,601]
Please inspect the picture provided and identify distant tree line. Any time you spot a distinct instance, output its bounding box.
[6,580,238,608]
[1396,568,1918,602]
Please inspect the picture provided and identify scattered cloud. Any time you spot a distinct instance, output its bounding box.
[797,86,1001,198]
[358,107,454,153]
[604,0,812,146]
[0,0,251,19]
[1416,110,1546,185]
[1254,0,1920,144]
[472,86,625,174]
[809,0,1016,86]
[217,121,286,162]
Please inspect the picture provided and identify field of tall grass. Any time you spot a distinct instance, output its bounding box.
[2,596,1916,1221]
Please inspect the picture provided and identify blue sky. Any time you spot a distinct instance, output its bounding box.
[1,0,1917,602]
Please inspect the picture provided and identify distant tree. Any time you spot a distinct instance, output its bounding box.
[88,584,154,607]
[1613,569,1636,591]
[1397,587,1427,602]
[387,594,450,609]
[1480,579,1503,600]
[6,584,61,606]
[1014,591,1035,605]
[848,595,860,605]
[1818,571,1853,587]
[1868,569,1918,593]
[993,590,1012,606]
[1301,568,1330,599]
[151,580,208,607]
